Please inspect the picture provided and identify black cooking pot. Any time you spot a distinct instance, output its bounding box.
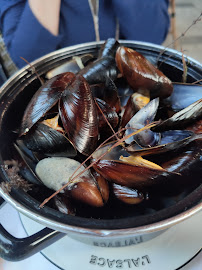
[0,41,202,261]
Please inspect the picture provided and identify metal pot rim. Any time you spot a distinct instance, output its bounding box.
[0,189,201,237]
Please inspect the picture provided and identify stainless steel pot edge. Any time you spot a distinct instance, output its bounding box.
[0,189,201,238]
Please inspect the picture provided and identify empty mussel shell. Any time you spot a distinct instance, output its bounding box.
[46,54,94,79]
[166,83,202,111]
[126,130,195,156]
[124,98,160,145]
[154,98,202,131]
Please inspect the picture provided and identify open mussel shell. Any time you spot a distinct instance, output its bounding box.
[46,54,95,79]
[126,130,195,156]
[22,123,77,157]
[115,46,173,99]
[35,157,105,207]
[161,139,202,174]
[92,142,166,189]
[165,83,202,111]
[20,72,76,135]
[59,74,98,155]
[124,98,159,145]
[112,183,144,204]
[93,159,166,189]
[120,89,150,129]
[133,127,160,149]
[92,141,128,161]
[154,98,202,131]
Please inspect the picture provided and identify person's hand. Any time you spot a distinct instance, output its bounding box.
[28,0,61,36]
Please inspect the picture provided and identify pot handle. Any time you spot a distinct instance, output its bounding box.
[0,197,65,261]
[0,196,5,207]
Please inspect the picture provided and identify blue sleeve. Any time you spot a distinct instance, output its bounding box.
[112,0,170,44]
[0,0,63,68]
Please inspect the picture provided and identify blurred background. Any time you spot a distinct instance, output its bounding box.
[164,0,202,63]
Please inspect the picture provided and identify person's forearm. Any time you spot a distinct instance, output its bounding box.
[1,1,63,67]
[28,0,61,36]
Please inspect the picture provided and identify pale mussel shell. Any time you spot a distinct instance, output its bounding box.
[46,54,95,79]
[124,98,160,146]
[112,183,144,205]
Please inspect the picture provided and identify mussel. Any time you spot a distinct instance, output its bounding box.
[79,38,120,84]
[20,72,76,135]
[115,46,173,99]
[22,121,76,157]
[112,183,144,204]
[154,98,202,131]
[124,98,160,146]
[35,157,106,207]
[59,74,99,155]
[92,143,166,189]
[165,83,202,111]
